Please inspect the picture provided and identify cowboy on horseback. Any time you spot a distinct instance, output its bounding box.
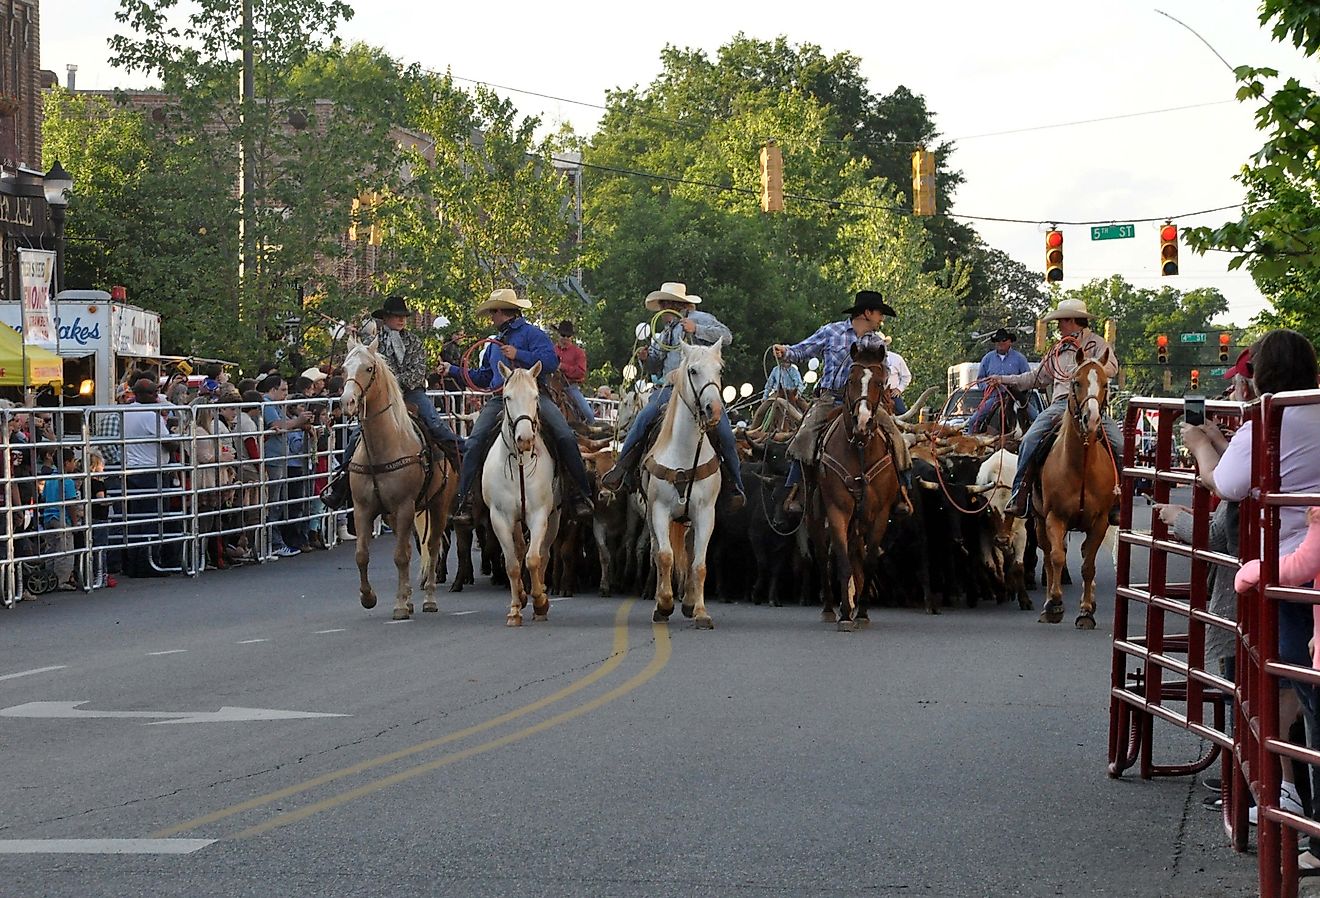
[448,289,595,525]
[771,289,913,520]
[964,326,1034,435]
[320,295,464,509]
[599,281,746,510]
[987,298,1121,523]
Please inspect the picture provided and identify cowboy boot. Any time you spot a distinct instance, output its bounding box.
[1005,485,1029,518]
[571,491,595,521]
[600,443,643,495]
[892,467,913,518]
[450,493,473,527]
[776,483,803,529]
[319,472,350,511]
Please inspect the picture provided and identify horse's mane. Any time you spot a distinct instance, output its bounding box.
[351,342,413,436]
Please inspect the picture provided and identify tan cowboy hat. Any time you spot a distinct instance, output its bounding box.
[475,288,532,314]
[875,330,894,346]
[644,281,703,313]
[1041,298,1095,322]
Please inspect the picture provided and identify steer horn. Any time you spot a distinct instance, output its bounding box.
[895,386,940,422]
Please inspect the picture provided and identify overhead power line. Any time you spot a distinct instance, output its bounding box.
[559,156,1244,226]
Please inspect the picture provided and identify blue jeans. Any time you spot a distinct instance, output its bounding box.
[967,389,1040,434]
[564,383,595,424]
[458,394,592,499]
[338,389,462,476]
[1011,397,1121,499]
[618,386,745,494]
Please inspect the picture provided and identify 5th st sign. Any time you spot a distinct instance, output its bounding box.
[1091,224,1135,240]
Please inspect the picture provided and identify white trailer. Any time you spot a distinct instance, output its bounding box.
[0,290,161,405]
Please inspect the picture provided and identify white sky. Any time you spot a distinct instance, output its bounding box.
[43,0,1317,326]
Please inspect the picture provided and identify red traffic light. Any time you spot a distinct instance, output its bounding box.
[1046,230,1063,248]
[1160,224,1178,242]
[1219,332,1231,345]
[1045,230,1064,282]
[1156,334,1169,347]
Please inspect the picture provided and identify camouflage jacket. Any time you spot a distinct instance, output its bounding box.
[380,328,429,392]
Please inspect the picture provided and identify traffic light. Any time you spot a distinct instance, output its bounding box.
[1160,222,1179,276]
[760,141,784,213]
[1045,229,1063,282]
[1157,334,1169,364]
[911,148,936,216]
[1219,332,1231,363]
[1190,369,1200,390]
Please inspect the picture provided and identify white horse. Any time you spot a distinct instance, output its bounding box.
[643,342,725,629]
[483,362,561,627]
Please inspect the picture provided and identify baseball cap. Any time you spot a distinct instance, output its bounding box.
[1224,349,1253,380]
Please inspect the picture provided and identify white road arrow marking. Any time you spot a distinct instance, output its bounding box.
[0,701,347,725]
[0,839,215,854]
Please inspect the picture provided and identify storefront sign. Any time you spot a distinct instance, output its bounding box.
[112,304,160,357]
[18,249,55,350]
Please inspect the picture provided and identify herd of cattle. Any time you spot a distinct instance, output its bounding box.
[434,384,1069,616]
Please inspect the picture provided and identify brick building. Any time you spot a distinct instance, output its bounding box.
[0,0,42,169]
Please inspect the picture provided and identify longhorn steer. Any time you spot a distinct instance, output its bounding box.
[972,448,1032,610]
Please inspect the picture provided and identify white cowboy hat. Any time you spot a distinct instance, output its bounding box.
[300,366,328,382]
[1041,298,1095,322]
[875,330,894,346]
[475,288,532,314]
[644,281,703,313]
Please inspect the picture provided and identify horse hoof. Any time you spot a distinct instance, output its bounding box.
[653,608,673,623]
[694,615,714,630]
[1019,599,1035,611]
[406,602,414,615]
[422,601,438,613]
[681,603,695,618]
[392,608,410,621]
[448,582,464,593]
[1038,604,1063,624]
[506,615,522,627]
[1075,613,1096,630]
[821,610,837,623]
[533,613,548,622]
[856,618,871,629]
[360,592,377,610]
[837,619,855,633]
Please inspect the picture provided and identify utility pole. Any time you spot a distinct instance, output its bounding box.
[238,0,255,322]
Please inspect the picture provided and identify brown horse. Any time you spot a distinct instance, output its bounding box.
[340,337,457,620]
[807,339,903,631]
[1032,352,1117,628]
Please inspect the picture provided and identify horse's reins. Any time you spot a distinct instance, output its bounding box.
[671,365,722,523]
[500,398,540,543]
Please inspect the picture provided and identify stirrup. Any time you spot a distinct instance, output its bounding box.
[450,496,473,526]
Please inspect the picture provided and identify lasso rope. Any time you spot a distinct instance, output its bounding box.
[458,338,506,394]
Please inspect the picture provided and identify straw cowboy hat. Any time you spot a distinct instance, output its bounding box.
[300,366,328,382]
[1041,298,1095,322]
[874,330,894,346]
[475,288,532,315]
[645,281,703,313]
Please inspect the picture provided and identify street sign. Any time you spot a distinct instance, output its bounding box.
[1209,367,1227,377]
[1179,332,1207,343]
[1090,224,1135,240]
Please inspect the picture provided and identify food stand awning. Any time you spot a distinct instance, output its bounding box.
[0,323,64,386]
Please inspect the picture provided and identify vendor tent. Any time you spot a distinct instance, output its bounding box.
[0,323,64,386]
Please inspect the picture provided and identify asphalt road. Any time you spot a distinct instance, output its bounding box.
[0,505,1257,897]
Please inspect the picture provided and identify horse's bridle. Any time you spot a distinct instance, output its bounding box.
[844,362,887,442]
[678,365,722,434]
[501,401,540,455]
[344,355,394,421]
[1068,363,1108,446]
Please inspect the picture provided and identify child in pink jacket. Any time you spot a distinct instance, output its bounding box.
[1237,506,1320,666]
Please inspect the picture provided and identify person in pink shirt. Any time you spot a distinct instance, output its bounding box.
[554,320,595,424]
[1237,506,1320,663]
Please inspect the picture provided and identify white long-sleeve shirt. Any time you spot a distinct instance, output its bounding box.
[885,350,911,393]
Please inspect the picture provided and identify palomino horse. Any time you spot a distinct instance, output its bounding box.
[483,362,561,626]
[642,342,725,629]
[809,338,902,631]
[1032,351,1117,628]
[340,337,456,620]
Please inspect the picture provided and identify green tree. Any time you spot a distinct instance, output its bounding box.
[1183,2,1320,341]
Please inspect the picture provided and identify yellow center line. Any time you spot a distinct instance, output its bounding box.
[229,620,672,840]
[153,600,635,838]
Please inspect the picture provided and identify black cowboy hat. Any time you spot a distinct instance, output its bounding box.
[371,295,411,320]
[987,327,1017,343]
[557,320,576,337]
[841,289,898,318]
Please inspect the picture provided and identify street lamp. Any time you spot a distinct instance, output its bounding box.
[43,159,73,295]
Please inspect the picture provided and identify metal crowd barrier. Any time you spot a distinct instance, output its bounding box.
[1110,389,1320,898]
[0,388,623,606]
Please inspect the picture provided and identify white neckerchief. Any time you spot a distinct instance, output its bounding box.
[385,328,406,367]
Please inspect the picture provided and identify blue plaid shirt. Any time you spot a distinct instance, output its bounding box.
[763,364,804,398]
[784,319,863,393]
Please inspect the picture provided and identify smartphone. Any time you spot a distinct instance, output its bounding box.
[1184,394,1206,427]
